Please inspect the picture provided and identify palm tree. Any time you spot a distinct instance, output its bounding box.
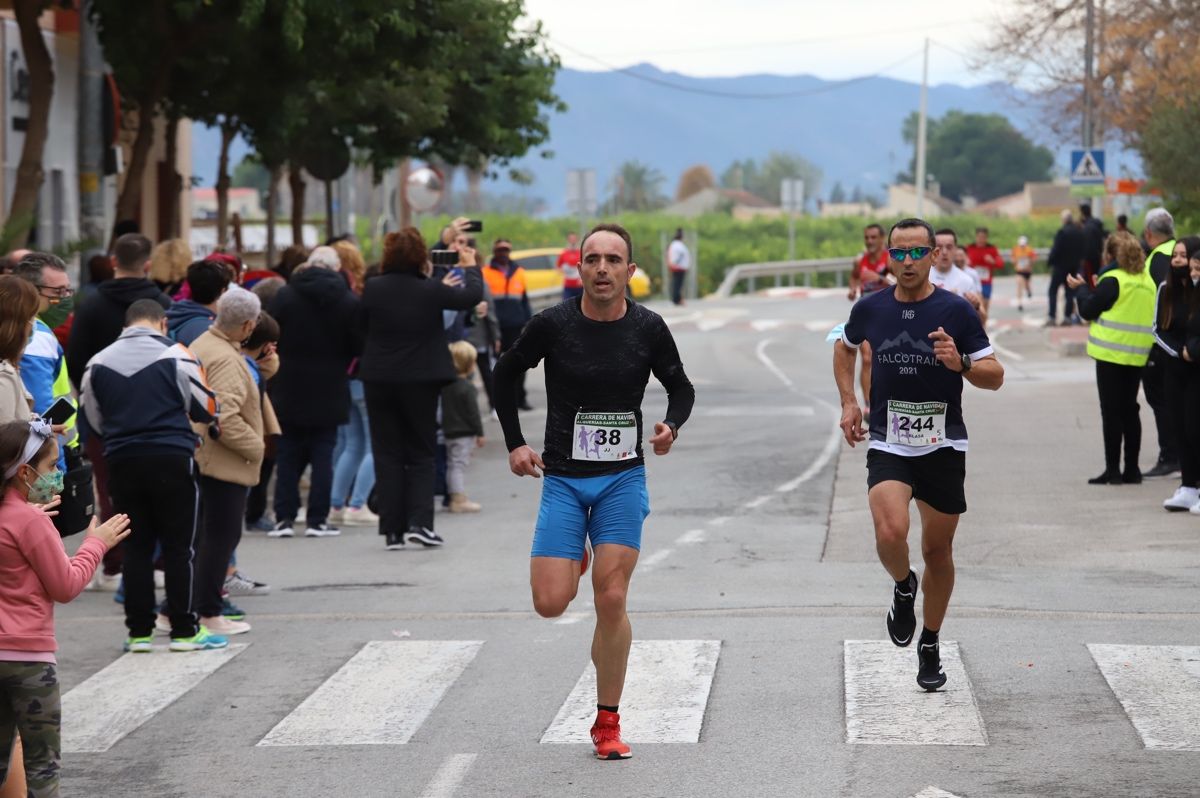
[607,161,667,213]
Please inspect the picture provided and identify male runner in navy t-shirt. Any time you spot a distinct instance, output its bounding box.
[832,217,1004,690]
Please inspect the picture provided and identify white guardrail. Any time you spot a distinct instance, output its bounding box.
[714,247,1051,299]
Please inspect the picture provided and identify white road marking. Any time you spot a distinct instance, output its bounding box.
[912,788,965,798]
[708,516,732,527]
[258,640,482,746]
[696,319,728,332]
[1089,643,1200,750]
[750,319,785,332]
[844,640,987,746]
[776,416,842,493]
[662,311,702,327]
[675,528,706,545]
[62,644,248,753]
[639,549,674,571]
[743,494,773,509]
[541,640,721,744]
[700,405,813,417]
[987,326,1026,362]
[553,613,588,626]
[803,319,840,333]
[418,753,477,798]
[754,338,798,393]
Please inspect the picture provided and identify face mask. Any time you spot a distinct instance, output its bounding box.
[23,466,63,504]
[39,295,73,329]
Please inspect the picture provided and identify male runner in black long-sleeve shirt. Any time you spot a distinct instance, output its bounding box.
[492,222,695,760]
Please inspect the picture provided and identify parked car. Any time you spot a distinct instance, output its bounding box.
[509,247,652,299]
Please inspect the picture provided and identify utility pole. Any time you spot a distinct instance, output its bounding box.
[1083,0,1095,149]
[77,0,106,282]
[915,37,929,218]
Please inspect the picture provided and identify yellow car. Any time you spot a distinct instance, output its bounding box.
[509,247,652,299]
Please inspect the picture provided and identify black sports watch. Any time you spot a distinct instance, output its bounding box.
[960,353,973,373]
[665,421,679,440]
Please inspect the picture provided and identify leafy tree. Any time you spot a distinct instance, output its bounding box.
[829,182,846,203]
[719,152,821,206]
[3,0,56,248]
[899,110,1053,202]
[1140,103,1200,216]
[606,161,667,213]
[675,165,716,202]
[231,156,272,198]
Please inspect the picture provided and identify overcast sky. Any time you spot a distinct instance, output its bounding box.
[522,0,1006,87]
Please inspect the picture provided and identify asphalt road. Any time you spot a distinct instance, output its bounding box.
[52,279,1200,798]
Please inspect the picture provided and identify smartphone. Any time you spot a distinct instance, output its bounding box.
[44,397,75,426]
[449,267,465,281]
[462,220,483,233]
[431,249,459,266]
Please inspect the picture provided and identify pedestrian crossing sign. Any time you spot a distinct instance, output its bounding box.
[1070,149,1106,184]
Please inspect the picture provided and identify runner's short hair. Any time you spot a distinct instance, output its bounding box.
[887,218,935,247]
[934,228,958,244]
[975,226,989,235]
[863,224,885,236]
[13,252,66,284]
[581,223,634,263]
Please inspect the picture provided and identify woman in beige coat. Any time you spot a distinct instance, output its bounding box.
[189,290,265,637]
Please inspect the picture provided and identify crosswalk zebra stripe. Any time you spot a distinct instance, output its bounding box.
[1089,643,1200,751]
[257,640,483,747]
[844,640,987,746]
[540,640,721,744]
[62,644,248,753]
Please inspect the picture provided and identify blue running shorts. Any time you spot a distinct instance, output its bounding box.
[980,282,993,300]
[531,466,650,560]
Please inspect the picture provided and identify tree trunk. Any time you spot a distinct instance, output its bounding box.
[164,114,181,238]
[324,179,334,242]
[215,120,236,248]
[115,87,166,226]
[398,158,412,228]
[467,166,484,212]
[288,161,306,248]
[5,0,56,249]
[265,162,281,266]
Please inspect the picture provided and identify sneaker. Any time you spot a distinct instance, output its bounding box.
[1017,303,1024,312]
[342,506,381,526]
[155,614,171,635]
[917,640,948,691]
[224,571,270,597]
[328,507,345,525]
[1088,471,1121,485]
[580,536,592,578]
[448,494,482,513]
[201,615,251,636]
[1165,486,1200,510]
[590,710,632,760]
[87,571,121,592]
[268,519,295,538]
[385,531,406,551]
[305,523,341,538]
[886,571,918,647]
[1190,500,1200,517]
[245,516,274,533]
[1145,459,1181,479]
[1122,470,1143,485]
[221,597,247,621]
[124,636,153,653]
[405,527,445,547]
[169,627,229,652]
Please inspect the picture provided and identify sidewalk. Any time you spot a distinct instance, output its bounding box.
[825,276,1200,572]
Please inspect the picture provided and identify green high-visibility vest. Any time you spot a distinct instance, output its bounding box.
[1145,238,1175,274]
[1087,268,1157,366]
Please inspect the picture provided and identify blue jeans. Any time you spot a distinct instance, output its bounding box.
[331,382,376,510]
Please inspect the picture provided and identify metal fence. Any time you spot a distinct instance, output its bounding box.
[714,248,1051,299]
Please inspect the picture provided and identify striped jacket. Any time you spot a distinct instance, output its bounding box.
[81,326,219,462]
[21,318,77,457]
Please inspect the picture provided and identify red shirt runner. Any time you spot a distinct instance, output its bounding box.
[854,249,890,295]
[557,248,582,289]
[964,244,1003,286]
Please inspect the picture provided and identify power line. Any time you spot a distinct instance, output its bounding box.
[549,40,925,101]
[580,18,987,59]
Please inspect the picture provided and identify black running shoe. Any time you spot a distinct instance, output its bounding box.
[384,531,406,551]
[886,570,918,647]
[405,527,445,547]
[917,640,947,691]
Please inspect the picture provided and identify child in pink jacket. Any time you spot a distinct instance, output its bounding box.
[0,418,129,798]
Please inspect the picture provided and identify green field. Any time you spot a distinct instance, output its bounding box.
[360,212,1067,297]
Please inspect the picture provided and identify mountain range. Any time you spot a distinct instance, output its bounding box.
[193,64,1122,215]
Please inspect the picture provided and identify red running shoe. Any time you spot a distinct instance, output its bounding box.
[590,710,632,760]
[580,537,593,578]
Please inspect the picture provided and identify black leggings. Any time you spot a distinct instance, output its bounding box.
[195,476,248,618]
[1094,359,1143,474]
[1164,356,1200,487]
[364,381,440,536]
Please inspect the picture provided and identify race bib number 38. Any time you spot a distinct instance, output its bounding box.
[572,412,638,461]
[885,400,947,447]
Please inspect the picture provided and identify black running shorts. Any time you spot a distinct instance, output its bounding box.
[866,447,967,515]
